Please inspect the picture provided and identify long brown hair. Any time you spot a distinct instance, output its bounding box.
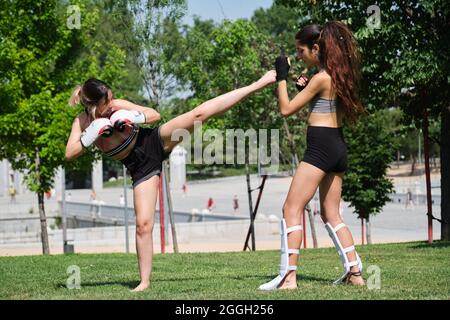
[296,21,366,123]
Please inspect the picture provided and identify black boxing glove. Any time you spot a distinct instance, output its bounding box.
[295,74,309,92]
[274,55,290,82]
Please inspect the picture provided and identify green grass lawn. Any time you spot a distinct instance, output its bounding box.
[0,241,449,300]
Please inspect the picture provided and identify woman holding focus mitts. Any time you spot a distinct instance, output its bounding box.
[66,72,276,292]
[259,21,367,290]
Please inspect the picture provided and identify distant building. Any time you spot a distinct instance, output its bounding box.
[0,160,30,197]
[0,159,104,197]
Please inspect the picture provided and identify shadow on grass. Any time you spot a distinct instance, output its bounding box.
[408,241,450,249]
[54,273,331,291]
[242,273,331,284]
[55,281,138,290]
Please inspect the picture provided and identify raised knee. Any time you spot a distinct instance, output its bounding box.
[136,220,153,237]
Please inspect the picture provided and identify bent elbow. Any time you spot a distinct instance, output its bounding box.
[65,152,73,162]
[280,108,291,117]
[148,110,161,123]
[65,148,76,161]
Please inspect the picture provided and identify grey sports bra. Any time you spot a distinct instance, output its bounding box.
[309,96,338,113]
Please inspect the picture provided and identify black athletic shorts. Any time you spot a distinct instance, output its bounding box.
[302,126,348,173]
[120,127,169,188]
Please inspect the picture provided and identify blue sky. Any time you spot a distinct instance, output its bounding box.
[183,0,273,25]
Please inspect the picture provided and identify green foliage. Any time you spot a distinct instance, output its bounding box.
[0,0,140,193]
[343,110,397,218]
[169,18,303,169]
[123,0,187,107]
[276,0,450,117]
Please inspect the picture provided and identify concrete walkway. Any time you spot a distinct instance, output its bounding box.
[0,168,443,256]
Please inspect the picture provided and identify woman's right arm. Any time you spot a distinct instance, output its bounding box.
[65,116,86,161]
[278,74,324,117]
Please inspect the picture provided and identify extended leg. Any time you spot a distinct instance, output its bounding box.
[159,71,276,153]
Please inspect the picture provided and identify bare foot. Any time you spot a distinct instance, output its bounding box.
[345,272,365,286]
[130,282,150,292]
[278,271,297,289]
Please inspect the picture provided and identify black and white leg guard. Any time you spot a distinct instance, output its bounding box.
[324,222,363,284]
[258,219,302,290]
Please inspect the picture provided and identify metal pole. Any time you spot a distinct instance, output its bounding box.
[421,89,433,244]
[161,167,169,246]
[243,175,267,251]
[418,129,422,165]
[159,178,165,254]
[163,162,178,253]
[61,167,68,251]
[302,210,307,249]
[123,165,130,253]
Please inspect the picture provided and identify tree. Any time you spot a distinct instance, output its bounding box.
[169,18,291,249]
[115,0,187,109]
[0,0,128,254]
[277,0,450,240]
[342,111,398,244]
[171,18,285,158]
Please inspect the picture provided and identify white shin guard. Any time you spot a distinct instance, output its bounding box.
[324,222,363,284]
[258,219,302,290]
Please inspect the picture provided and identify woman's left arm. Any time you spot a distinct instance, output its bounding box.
[278,74,324,117]
[111,99,161,124]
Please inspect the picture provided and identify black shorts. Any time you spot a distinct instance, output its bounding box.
[302,126,348,173]
[120,127,169,188]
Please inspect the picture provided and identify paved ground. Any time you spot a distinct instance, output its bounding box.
[0,167,442,256]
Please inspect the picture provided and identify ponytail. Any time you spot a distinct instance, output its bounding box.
[68,85,96,121]
[69,86,82,106]
[319,21,366,123]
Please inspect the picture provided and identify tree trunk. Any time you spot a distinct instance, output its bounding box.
[245,163,255,250]
[410,155,416,176]
[441,106,450,241]
[306,204,318,248]
[360,217,364,245]
[35,149,49,255]
[366,215,372,245]
[397,150,400,168]
[37,191,50,255]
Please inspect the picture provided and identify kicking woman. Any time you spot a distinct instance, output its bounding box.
[66,71,276,291]
[259,21,366,290]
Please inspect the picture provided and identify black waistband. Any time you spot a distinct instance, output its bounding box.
[104,127,139,157]
[307,126,343,130]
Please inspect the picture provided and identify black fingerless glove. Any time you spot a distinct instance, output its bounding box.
[274,56,290,82]
[296,75,309,92]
